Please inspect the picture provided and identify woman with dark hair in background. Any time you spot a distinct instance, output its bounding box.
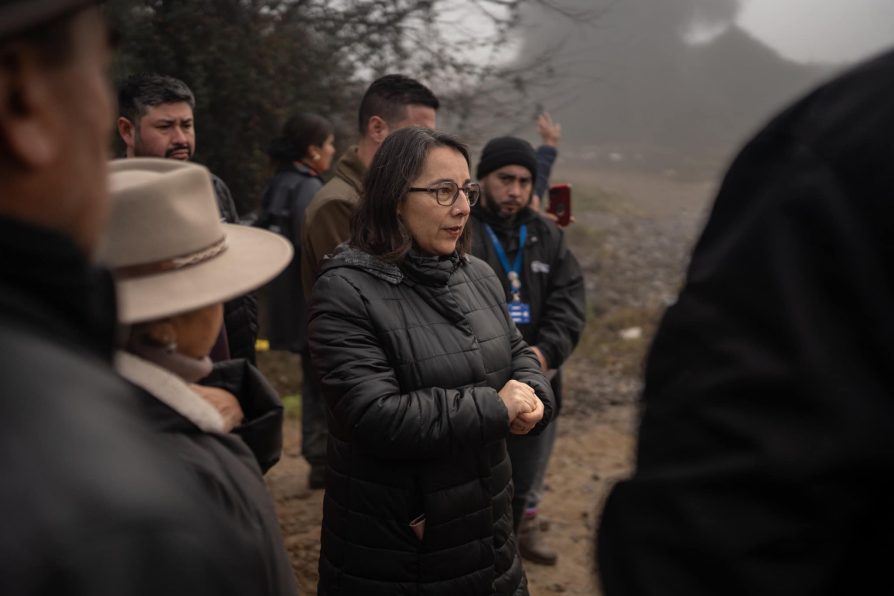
[307,126,555,595]
[257,112,335,487]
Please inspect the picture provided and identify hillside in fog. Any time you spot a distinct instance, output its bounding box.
[514,0,836,164]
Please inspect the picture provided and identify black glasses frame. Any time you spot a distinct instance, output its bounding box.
[408,181,481,207]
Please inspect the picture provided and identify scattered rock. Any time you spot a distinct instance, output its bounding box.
[619,326,642,340]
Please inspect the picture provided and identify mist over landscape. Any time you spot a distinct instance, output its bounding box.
[505,0,891,172]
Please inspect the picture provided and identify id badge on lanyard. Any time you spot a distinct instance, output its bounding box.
[485,224,532,325]
[508,301,531,324]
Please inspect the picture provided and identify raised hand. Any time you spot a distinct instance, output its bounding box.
[537,112,561,147]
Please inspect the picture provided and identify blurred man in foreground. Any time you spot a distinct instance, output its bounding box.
[599,48,894,594]
[0,2,256,593]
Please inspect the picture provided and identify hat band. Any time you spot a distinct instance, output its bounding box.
[114,236,228,280]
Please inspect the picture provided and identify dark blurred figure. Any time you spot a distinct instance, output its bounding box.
[0,2,257,594]
[117,73,259,363]
[471,136,586,565]
[599,49,894,595]
[256,112,335,488]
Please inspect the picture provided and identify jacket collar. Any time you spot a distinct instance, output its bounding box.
[115,351,226,433]
[321,244,404,284]
[282,161,320,178]
[332,145,366,195]
[320,244,467,287]
[0,217,118,360]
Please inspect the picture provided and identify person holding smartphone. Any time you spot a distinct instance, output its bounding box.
[470,136,587,565]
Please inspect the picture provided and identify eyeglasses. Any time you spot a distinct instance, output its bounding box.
[408,181,481,207]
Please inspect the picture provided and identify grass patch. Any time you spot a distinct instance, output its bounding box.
[281,393,302,419]
[556,180,644,218]
[569,304,665,379]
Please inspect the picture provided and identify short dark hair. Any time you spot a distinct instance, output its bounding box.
[267,112,334,168]
[351,127,471,263]
[118,73,196,124]
[357,74,439,136]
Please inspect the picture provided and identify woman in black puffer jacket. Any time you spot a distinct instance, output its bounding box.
[307,127,555,596]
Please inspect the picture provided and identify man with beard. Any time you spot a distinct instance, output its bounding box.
[470,136,586,566]
[117,73,258,363]
[0,2,263,593]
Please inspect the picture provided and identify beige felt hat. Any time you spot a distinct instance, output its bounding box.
[0,0,98,39]
[95,158,293,324]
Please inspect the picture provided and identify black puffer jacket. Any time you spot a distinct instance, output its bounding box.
[212,173,259,362]
[256,164,323,352]
[470,205,586,411]
[308,247,555,596]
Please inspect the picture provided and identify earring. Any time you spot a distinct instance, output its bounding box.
[163,339,177,354]
[311,152,321,161]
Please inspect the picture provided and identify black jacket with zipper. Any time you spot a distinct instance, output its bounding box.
[469,205,586,410]
[308,247,555,596]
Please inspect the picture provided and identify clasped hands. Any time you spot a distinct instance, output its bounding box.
[498,380,544,435]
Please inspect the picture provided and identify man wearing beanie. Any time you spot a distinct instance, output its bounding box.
[470,136,586,566]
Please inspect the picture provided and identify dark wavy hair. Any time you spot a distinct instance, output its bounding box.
[351,127,471,263]
[267,112,333,169]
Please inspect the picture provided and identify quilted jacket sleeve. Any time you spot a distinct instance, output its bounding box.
[308,272,513,460]
[507,314,556,435]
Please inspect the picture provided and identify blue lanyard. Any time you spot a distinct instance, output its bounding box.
[484,224,527,300]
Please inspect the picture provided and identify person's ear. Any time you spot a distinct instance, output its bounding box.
[306,143,322,162]
[117,116,136,151]
[367,115,389,144]
[0,45,63,167]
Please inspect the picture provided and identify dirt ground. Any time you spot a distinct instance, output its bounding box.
[259,163,719,595]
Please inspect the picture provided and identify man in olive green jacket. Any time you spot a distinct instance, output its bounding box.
[298,74,438,486]
[300,74,439,297]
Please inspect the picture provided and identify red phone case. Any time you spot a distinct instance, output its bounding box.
[547,184,572,226]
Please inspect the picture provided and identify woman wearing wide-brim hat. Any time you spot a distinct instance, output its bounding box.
[95,157,298,595]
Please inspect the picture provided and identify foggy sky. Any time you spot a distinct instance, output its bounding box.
[509,0,848,154]
[738,0,894,63]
